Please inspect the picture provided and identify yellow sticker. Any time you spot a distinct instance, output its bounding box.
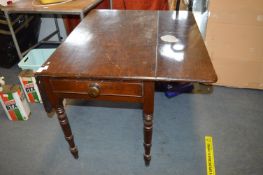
[205,136,216,175]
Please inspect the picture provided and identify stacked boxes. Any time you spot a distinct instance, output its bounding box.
[0,48,55,120]
[0,85,30,120]
[19,70,42,103]
[0,70,42,120]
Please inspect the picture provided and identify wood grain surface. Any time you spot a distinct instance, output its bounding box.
[37,10,217,83]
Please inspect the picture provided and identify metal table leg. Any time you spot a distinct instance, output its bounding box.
[109,0,112,9]
[54,15,62,42]
[80,12,84,20]
[3,10,23,60]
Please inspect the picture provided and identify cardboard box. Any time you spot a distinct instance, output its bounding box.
[206,0,263,89]
[19,70,42,103]
[0,85,31,120]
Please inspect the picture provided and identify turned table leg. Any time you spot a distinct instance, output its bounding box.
[55,102,79,159]
[143,81,155,166]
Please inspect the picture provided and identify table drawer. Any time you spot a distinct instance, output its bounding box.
[50,79,143,97]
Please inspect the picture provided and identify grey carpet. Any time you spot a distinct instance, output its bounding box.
[0,65,263,175]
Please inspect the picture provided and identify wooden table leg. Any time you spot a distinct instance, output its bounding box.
[143,81,155,166]
[36,77,53,114]
[55,100,79,159]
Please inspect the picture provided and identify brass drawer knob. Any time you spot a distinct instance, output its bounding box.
[88,83,100,98]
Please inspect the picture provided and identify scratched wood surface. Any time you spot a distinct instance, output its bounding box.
[156,11,217,82]
[37,10,217,83]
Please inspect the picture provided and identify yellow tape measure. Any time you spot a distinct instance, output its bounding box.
[205,136,216,175]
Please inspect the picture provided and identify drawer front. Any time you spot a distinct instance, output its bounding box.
[50,79,143,97]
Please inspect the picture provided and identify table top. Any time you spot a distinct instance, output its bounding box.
[1,0,102,14]
[37,10,217,83]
